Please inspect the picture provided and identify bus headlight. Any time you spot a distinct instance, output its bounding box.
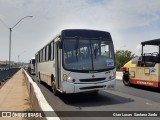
[63,74,67,81]
[63,74,75,82]
[111,71,116,80]
[67,76,72,81]
[63,74,67,78]
[67,76,76,82]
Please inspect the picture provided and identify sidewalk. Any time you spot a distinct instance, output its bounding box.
[0,69,31,120]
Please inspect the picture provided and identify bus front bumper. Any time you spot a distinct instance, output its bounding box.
[62,79,116,93]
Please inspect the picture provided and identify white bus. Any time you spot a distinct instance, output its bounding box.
[35,29,116,95]
[28,57,35,75]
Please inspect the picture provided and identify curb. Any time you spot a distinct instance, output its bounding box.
[23,69,60,120]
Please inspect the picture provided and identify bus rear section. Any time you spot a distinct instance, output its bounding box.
[122,39,160,88]
[128,65,160,87]
[35,29,116,94]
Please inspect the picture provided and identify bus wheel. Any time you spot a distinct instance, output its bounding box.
[123,73,130,86]
[52,82,58,96]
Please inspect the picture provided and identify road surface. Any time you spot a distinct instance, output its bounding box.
[31,75,160,120]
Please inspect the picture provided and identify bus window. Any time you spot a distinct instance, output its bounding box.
[51,42,54,60]
[63,38,114,71]
[91,40,114,70]
[46,46,49,61]
[40,50,43,62]
[101,42,111,58]
[43,48,45,61]
[48,43,51,60]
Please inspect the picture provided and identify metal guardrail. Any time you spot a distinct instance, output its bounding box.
[0,68,20,84]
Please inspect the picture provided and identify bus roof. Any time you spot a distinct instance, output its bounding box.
[36,29,112,54]
[62,29,111,39]
[141,39,160,46]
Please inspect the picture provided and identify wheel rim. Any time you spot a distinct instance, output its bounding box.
[123,79,130,85]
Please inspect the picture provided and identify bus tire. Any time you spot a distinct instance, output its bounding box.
[123,73,130,86]
[52,82,58,96]
[51,75,58,96]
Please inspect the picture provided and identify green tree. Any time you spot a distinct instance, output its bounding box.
[115,50,136,70]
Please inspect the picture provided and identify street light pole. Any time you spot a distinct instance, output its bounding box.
[0,16,33,69]
[9,28,12,69]
[9,16,33,69]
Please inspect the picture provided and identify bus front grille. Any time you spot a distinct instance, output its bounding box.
[80,85,106,90]
[79,78,106,82]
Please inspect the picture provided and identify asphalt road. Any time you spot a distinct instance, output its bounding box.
[31,75,160,120]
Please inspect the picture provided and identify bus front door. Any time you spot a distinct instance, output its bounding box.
[55,41,61,91]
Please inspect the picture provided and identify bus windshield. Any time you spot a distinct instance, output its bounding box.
[63,38,115,72]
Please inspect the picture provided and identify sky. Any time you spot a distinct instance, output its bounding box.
[0,0,160,63]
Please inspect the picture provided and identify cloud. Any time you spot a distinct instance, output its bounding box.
[136,44,142,55]
[1,0,160,30]
[0,0,160,62]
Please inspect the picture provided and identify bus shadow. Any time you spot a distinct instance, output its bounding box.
[57,90,134,107]
[35,78,134,107]
[36,80,53,91]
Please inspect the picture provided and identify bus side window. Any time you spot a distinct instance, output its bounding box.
[48,43,51,60]
[51,42,54,60]
[43,48,46,62]
[46,46,49,61]
[40,50,43,62]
